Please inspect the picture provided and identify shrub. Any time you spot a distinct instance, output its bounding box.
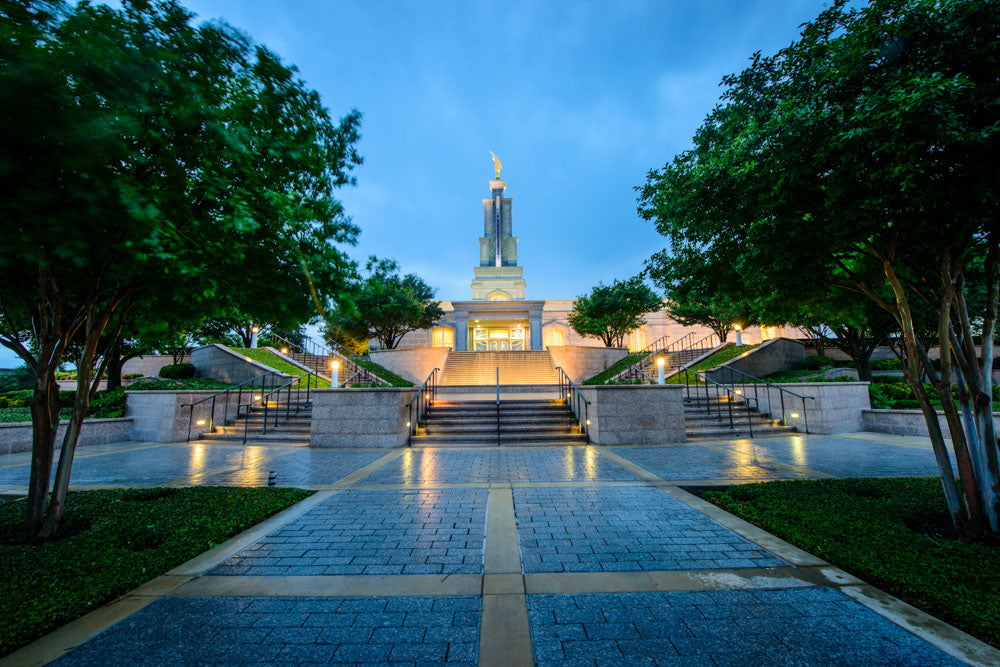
[0,367,34,393]
[798,355,855,371]
[0,390,32,409]
[158,363,196,379]
[871,358,903,371]
[88,388,126,418]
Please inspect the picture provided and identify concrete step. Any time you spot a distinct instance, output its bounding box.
[410,432,588,445]
[424,423,579,435]
[199,432,311,443]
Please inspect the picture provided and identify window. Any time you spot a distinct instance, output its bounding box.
[432,328,454,348]
[489,291,509,301]
[544,327,565,349]
[628,328,648,353]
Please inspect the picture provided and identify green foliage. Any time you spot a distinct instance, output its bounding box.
[333,257,443,351]
[871,358,904,371]
[799,356,855,371]
[86,388,126,419]
[664,344,758,384]
[704,478,1000,648]
[158,363,196,380]
[0,487,312,656]
[353,359,414,387]
[0,368,33,393]
[125,378,230,391]
[567,276,663,347]
[231,348,330,388]
[582,354,647,385]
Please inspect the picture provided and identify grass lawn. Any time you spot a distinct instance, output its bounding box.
[582,353,647,385]
[0,487,312,656]
[353,358,413,387]
[232,348,331,388]
[702,478,1000,648]
[662,343,759,384]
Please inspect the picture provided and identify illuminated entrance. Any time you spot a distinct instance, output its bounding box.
[470,322,526,351]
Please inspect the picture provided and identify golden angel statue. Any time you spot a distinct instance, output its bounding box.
[489,151,502,179]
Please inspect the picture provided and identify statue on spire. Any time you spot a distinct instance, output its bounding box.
[489,151,502,179]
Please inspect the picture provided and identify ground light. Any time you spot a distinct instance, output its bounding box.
[733,323,743,346]
[331,359,339,386]
[657,357,665,384]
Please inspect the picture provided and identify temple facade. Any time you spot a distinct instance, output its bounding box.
[391,171,790,352]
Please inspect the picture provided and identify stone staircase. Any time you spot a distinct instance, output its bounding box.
[440,351,559,386]
[197,392,312,444]
[612,337,724,383]
[684,395,796,440]
[409,398,587,446]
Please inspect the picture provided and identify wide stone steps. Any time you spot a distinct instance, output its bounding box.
[683,397,796,439]
[440,351,560,385]
[414,397,584,446]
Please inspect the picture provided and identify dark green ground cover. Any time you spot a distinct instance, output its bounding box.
[662,344,759,384]
[354,358,413,387]
[702,478,1000,648]
[0,487,312,656]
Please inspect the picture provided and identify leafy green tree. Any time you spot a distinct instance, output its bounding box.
[333,257,443,350]
[0,0,361,537]
[568,276,663,348]
[639,0,999,534]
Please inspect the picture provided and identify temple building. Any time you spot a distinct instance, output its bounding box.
[391,164,790,353]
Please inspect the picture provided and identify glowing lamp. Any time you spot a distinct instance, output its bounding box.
[406,421,411,428]
[733,324,742,331]
[331,360,340,369]
[734,389,742,395]
[281,347,288,354]
[251,326,260,333]
[254,395,262,400]
[196,419,206,426]
[585,419,591,426]
[657,357,665,366]
[790,412,800,419]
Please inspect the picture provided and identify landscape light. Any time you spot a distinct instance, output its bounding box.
[735,389,742,395]
[281,347,288,354]
[790,412,800,419]
[733,324,742,331]
[657,357,665,366]
[254,395,262,400]
[406,421,411,428]
[331,360,340,369]
[586,419,591,426]
[251,326,259,333]
[196,419,206,426]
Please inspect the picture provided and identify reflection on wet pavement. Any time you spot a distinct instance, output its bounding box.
[193,450,387,486]
[358,447,637,484]
[614,445,811,481]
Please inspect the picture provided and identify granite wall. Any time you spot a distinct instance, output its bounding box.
[577,384,687,445]
[122,355,190,377]
[127,390,241,443]
[706,337,805,383]
[862,408,1000,437]
[548,346,629,383]
[310,387,419,448]
[189,344,290,385]
[0,418,133,454]
[749,382,871,434]
[368,348,451,384]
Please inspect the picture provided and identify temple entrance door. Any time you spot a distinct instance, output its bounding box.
[489,340,510,351]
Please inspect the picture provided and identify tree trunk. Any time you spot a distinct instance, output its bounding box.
[25,353,60,537]
[855,354,873,383]
[105,340,123,392]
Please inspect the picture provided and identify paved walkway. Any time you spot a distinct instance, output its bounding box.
[4,434,995,666]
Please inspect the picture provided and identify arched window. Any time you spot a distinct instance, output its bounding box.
[489,291,509,301]
[544,327,565,349]
[627,328,649,353]
[432,328,454,348]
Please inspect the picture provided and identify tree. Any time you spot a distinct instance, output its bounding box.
[332,257,443,350]
[646,248,758,343]
[0,0,362,537]
[568,276,663,347]
[639,0,999,534]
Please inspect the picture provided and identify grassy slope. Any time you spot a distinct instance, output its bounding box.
[0,487,312,656]
[582,353,648,385]
[232,348,330,388]
[354,358,413,387]
[662,344,759,384]
[704,478,1000,648]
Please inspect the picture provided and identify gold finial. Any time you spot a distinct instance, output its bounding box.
[489,151,502,179]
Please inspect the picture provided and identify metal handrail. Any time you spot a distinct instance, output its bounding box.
[270,332,362,365]
[555,366,590,442]
[679,366,754,435]
[682,364,815,434]
[612,332,721,384]
[182,371,284,441]
[406,368,439,446]
[496,367,501,447]
[242,371,321,443]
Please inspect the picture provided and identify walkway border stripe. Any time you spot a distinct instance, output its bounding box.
[484,487,522,574]
[169,574,483,597]
[479,593,534,667]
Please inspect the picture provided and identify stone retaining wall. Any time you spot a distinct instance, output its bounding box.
[127,390,241,443]
[750,382,871,434]
[706,337,805,383]
[189,344,290,385]
[577,384,686,445]
[862,408,1000,437]
[368,348,451,384]
[310,387,419,448]
[548,346,629,383]
[0,418,133,454]
[122,355,190,377]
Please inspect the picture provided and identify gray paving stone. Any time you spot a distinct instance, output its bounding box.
[210,488,488,576]
[54,595,480,666]
[526,589,961,666]
[514,486,788,573]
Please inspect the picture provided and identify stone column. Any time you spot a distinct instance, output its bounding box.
[455,313,469,351]
[529,308,543,351]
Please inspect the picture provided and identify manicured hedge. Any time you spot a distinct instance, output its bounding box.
[158,363,196,379]
[0,487,312,656]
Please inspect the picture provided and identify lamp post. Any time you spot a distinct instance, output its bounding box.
[657,357,665,385]
[250,325,260,349]
[331,359,339,387]
[733,324,743,346]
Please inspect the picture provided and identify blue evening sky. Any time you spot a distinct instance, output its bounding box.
[2,0,834,369]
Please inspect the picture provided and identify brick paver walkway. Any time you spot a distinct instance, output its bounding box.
[4,434,986,666]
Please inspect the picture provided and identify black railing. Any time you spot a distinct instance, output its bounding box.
[611,332,721,384]
[679,366,753,435]
[181,371,285,441]
[495,367,501,447]
[406,368,439,446]
[269,332,370,379]
[710,365,814,434]
[243,371,321,443]
[555,367,590,442]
